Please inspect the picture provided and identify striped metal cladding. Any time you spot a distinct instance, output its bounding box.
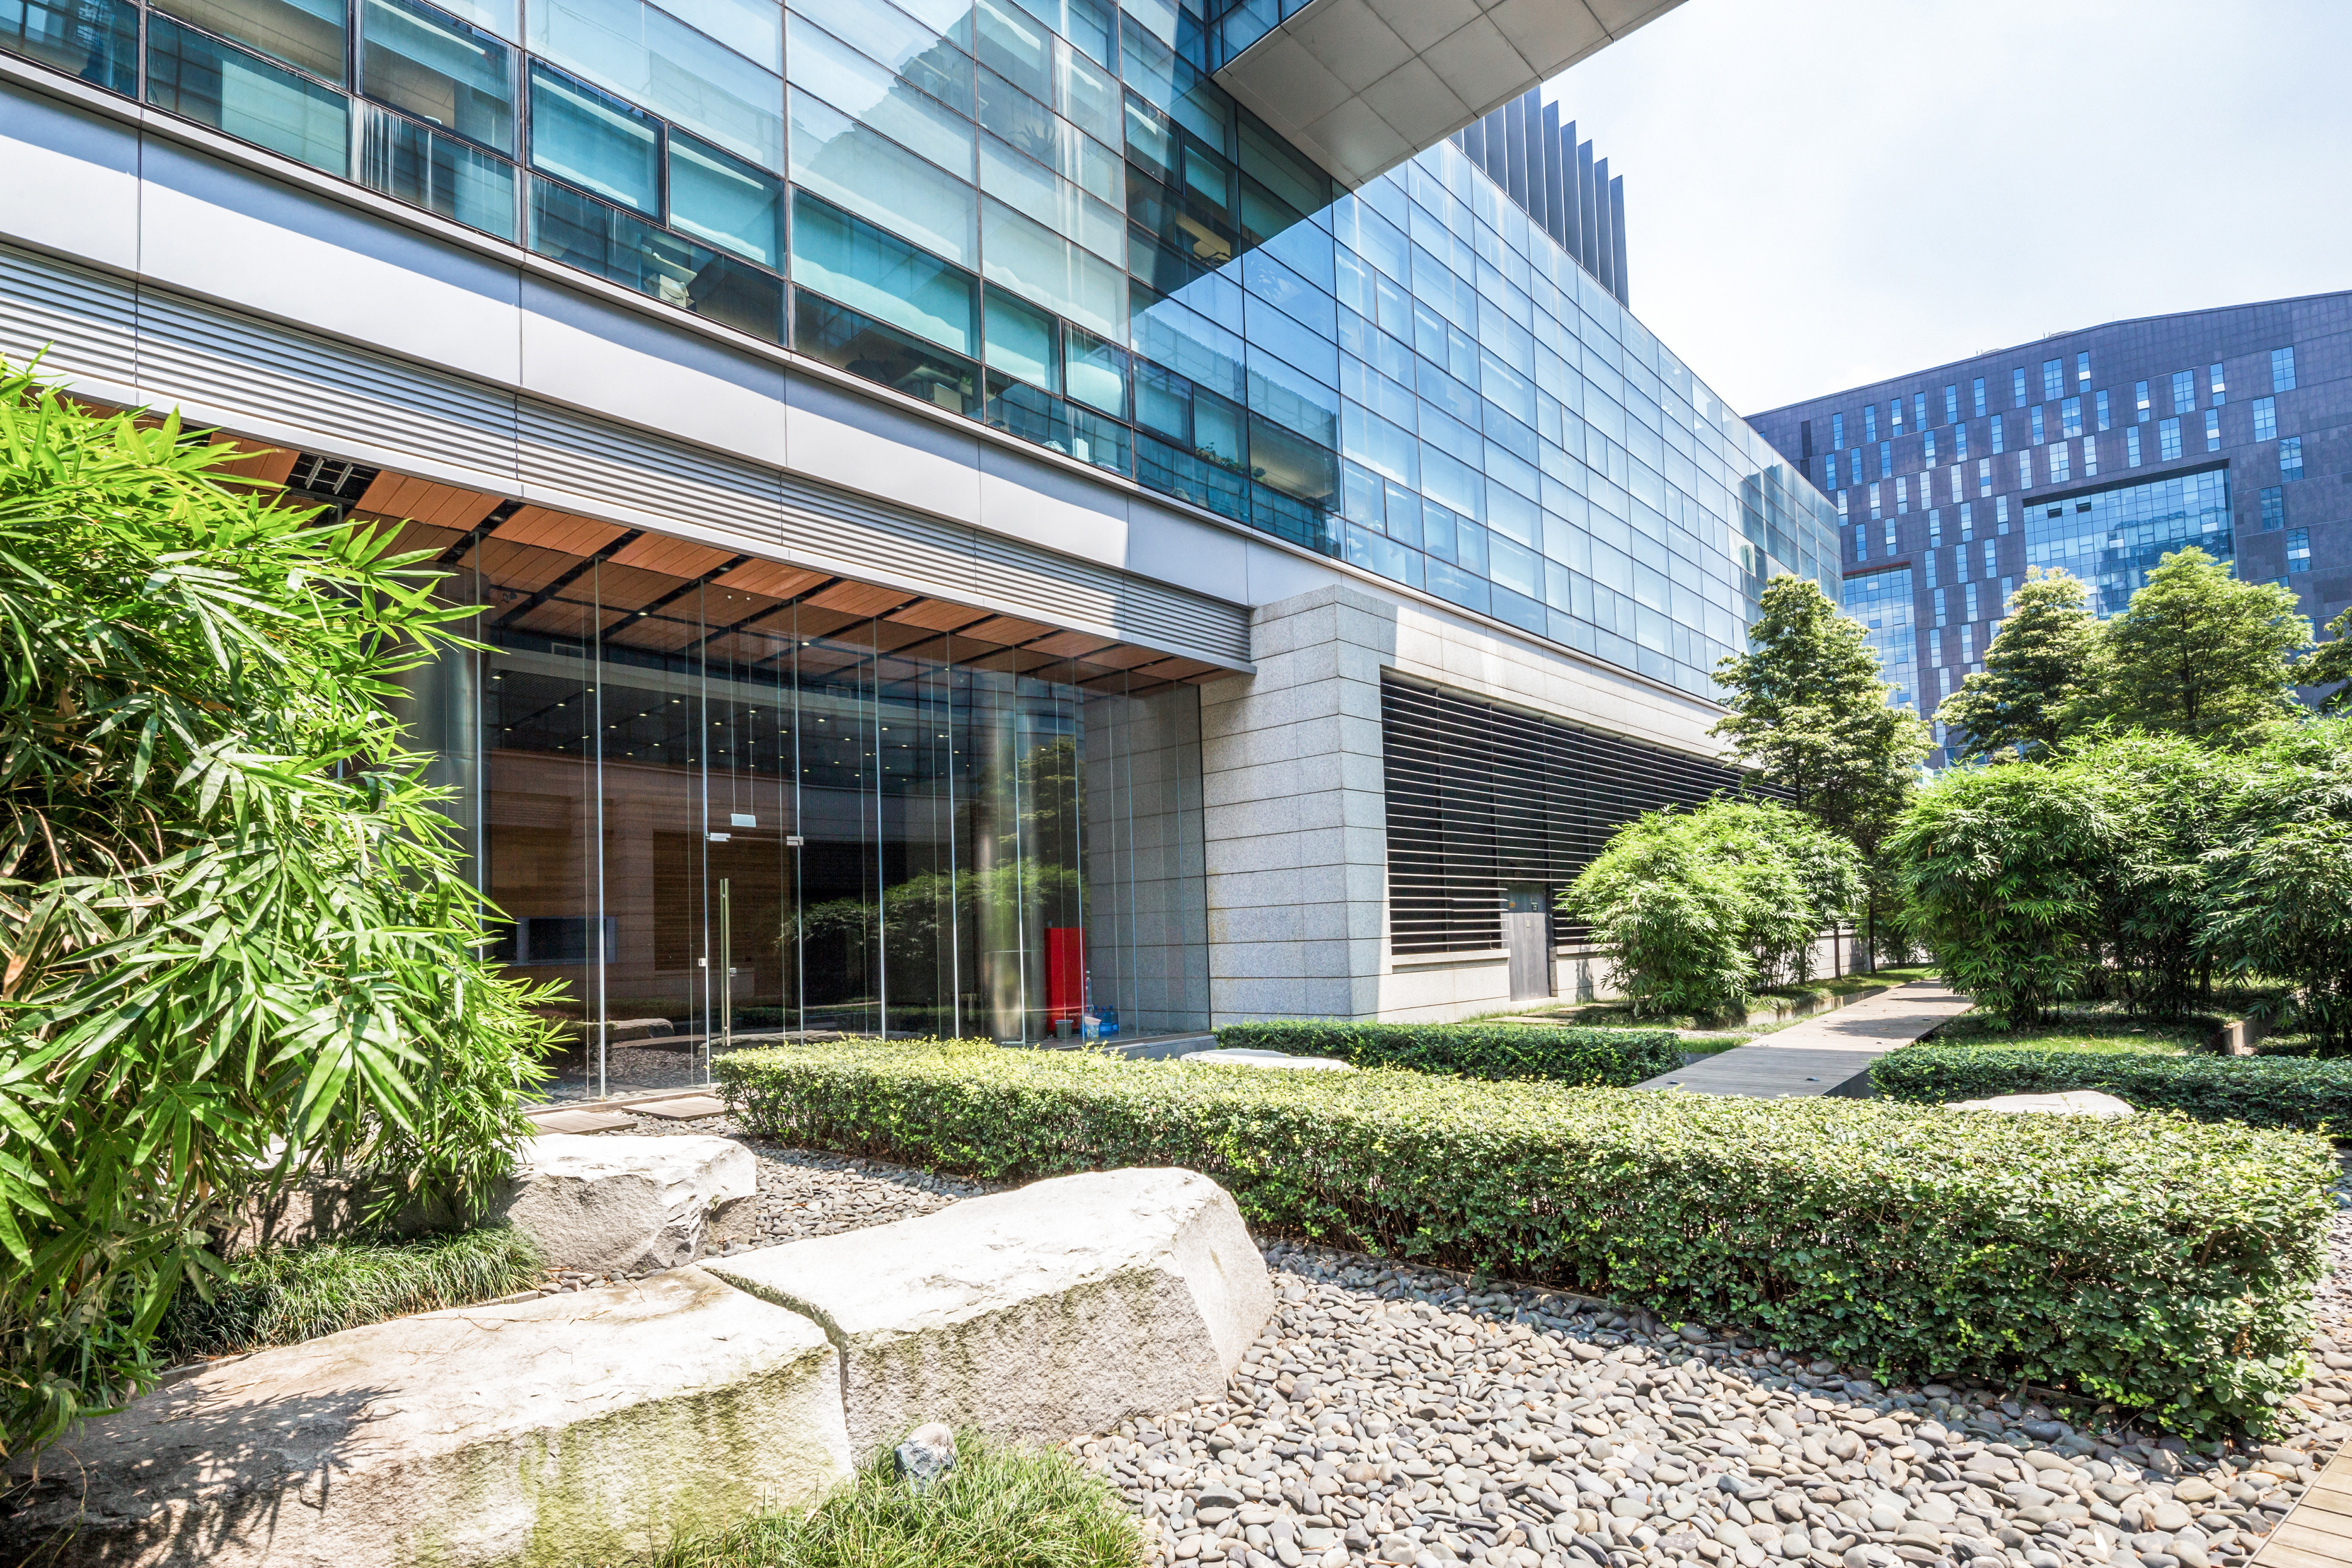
[1380,672,1772,955]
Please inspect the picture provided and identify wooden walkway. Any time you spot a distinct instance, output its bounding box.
[1633,981,1973,1099]
[2255,1446,2352,1568]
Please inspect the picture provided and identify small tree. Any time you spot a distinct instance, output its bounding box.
[2202,718,2352,1049]
[1935,568,2096,760]
[1561,800,1862,1018]
[0,365,558,1457]
[1888,762,2123,1025]
[2068,546,2309,744]
[2295,606,2352,713]
[1711,574,1931,962]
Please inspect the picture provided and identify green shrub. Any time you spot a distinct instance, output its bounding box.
[155,1227,544,1362]
[1559,800,1862,1019]
[717,1039,2333,1437]
[1873,1046,2352,1133]
[1212,1021,1679,1085]
[640,1428,1143,1568]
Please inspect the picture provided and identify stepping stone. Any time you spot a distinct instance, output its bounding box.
[629,1094,729,1120]
[527,1108,636,1134]
[1180,1048,1354,1071]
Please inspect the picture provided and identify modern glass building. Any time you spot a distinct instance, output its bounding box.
[4,0,1842,1093]
[1750,295,2352,763]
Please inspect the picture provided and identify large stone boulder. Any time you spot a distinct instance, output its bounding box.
[707,1166,1275,1456]
[0,1270,851,1567]
[497,1133,756,1271]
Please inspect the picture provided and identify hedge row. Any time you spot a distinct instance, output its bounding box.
[714,1039,2334,1436]
[1873,1045,2352,1132]
[1212,1020,1680,1086]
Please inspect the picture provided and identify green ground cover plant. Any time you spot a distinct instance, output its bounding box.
[640,1430,1144,1568]
[1211,1021,1679,1085]
[717,1039,2332,1437]
[155,1228,543,1362]
[0,365,559,1457]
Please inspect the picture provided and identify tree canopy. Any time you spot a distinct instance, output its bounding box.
[1710,574,1931,859]
[2069,546,2309,744]
[2297,606,2352,714]
[1935,568,2096,761]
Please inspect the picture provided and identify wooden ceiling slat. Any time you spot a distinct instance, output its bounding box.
[1071,644,1165,671]
[1024,629,1116,658]
[955,614,1058,647]
[804,580,916,616]
[713,559,830,599]
[881,597,994,632]
[493,506,628,556]
[791,607,869,643]
[356,472,499,529]
[1136,656,1217,681]
[608,533,736,579]
[207,438,295,487]
[474,538,584,593]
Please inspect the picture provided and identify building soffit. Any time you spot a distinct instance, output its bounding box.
[1213,0,1687,189]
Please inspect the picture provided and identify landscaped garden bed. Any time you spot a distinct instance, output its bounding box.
[716,1037,2334,1436]
[1210,1021,1680,1085]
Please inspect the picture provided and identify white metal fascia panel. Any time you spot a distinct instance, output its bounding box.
[0,243,138,405]
[516,396,785,539]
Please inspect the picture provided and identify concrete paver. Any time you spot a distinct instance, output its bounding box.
[1634,981,1970,1098]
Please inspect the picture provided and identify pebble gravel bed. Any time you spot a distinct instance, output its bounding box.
[571,1108,2352,1568]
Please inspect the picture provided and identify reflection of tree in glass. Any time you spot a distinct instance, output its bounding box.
[777,862,1084,970]
[1006,736,1082,926]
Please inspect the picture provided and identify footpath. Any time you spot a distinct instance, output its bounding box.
[1632,980,1973,1099]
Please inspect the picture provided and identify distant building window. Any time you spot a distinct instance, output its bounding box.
[1826,453,1840,489]
[1889,398,1903,434]
[1910,393,1924,431]
[2049,442,2071,485]
[1869,481,1883,518]
[2254,396,2277,442]
[1944,384,1959,422]
[2030,406,2045,444]
[2083,434,2099,477]
[1950,464,1963,502]
[1855,523,1867,560]
[1961,503,1976,542]
[2288,528,2312,572]
[1993,495,2009,534]
[1879,441,1892,478]
[2171,370,2194,414]
[2042,360,2062,401]
[1961,623,1975,662]
[1924,547,1938,586]
[2159,418,2183,461]
[2061,396,2082,437]
[2076,351,2090,385]
[2095,389,2111,431]
[2126,426,2142,466]
[1932,586,1946,626]
[1972,376,1987,417]
[1923,430,1937,467]
[1896,477,1910,514]
[2210,362,2226,405]
[1982,538,1996,574]
[1864,405,1878,443]
[1832,411,1844,447]
[2135,379,2151,422]
[1977,457,1992,496]
[1964,581,1980,620]
[1930,509,1944,546]
[2261,485,2284,529]
[2012,368,2028,408]
[1954,424,1969,460]
[1938,666,1952,700]
[1991,416,2005,454]
[2273,346,2297,391]
[2016,451,2032,489]
[2204,408,2221,452]
[2282,435,2304,480]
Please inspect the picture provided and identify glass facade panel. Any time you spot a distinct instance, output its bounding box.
[3,0,137,91]
[361,0,514,153]
[358,100,518,236]
[1842,567,1915,709]
[2023,469,2233,616]
[148,15,351,170]
[156,0,347,80]
[431,531,1207,1097]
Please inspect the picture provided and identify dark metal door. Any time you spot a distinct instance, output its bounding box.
[1504,885,1553,1002]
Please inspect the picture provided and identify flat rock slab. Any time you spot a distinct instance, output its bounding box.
[1,1270,852,1568]
[1180,1048,1354,1071]
[525,1109,636,1135]
[498,1134,757,1271]
[1949,1090,2136,1117]
[628,1094,729,1120]
[708,1166,1275,1457]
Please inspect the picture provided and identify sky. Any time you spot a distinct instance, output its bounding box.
[1546,0,2352,417]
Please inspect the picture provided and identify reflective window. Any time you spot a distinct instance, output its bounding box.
[2041,359,2061,401]
[2171,370,2194,414]
[155,0,346,81]
[2253,396,2277,443]
[2158,417,2182,462]
[361,0,514,154]
[2282,435,2304,480]
[2273,346,2297,392]
[791,187,977,355]
[2204,408,2221,452]
[528,61,659,214]
[148,14,349,169]
[2288,528,2311,572]
[2261,485,2284,529]
[668,129,781,266]
[1971,376,1986,417]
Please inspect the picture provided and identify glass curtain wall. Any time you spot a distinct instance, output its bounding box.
[424,530,1208,1099]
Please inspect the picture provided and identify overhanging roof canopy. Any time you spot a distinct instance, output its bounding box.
[1212,0,1684,189]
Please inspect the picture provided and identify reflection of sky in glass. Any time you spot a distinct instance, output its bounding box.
[2023,470,2232,617]
[1843,567,1917,710]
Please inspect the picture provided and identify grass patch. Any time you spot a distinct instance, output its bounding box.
[640,1431,1145,1568]
[156,1226,544,1362]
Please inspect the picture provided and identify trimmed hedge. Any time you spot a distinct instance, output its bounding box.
[715,1039,2334,1436]
[1874,1045,2352,1133]
[1212,1020,1680,1086]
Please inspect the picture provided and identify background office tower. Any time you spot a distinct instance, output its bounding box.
[1749,297,2352,765]
[0,0,1842,1083]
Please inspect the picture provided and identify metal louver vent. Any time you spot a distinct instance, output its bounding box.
[284,452,382,503]
[1380,673,1780,955]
